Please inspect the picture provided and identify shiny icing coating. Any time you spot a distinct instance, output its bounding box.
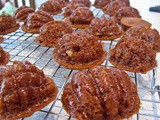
[109,37,157,73]
[0,14,19,33]
[50,0,69,7]
[70,7,94,25]
[88,16,122,38]
[113,6,141,23]
[55,31,105,64]
[39,1,62,15]
[62,66,141,120]
[124,26,160,52]
[36,21,73,46]
[14,6,34,22]
[25,11,54,29]
[71,0,91,7]
[94,0,110,8]
[102,0,127,16]
[0,61,58,119]
[63,2,85,17]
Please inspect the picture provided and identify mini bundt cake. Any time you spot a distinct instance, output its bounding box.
[109,37,157,73]
[113,6,141,23]
[64,7,94,29]
[0,61,58,120]
[120,17,152,31]
[52,31,107,69]
[0,46,10,65]
[123,26,160,52]
[35,21,73,47]
[39,1,62,15]
[71,0,91,7]
[50,0,69,7]
[94,0,111,8]
[21,11,54,33]
[63,2,85,17]
[62,66,141,120]
[0,36,4,43]
[87,16,123,40]
[14,6,34,22]
[0,14,20,35]
[102,0,127,16]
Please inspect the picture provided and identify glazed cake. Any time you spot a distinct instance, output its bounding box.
[102,0,127,16]
[87,16,123,40]
[64,7,94,29]
[14,6,34,22]
[123,26,160,52]
[63,2,85,17]
[62,66,141,120]
[35,21,73,47]
[94,0,110,8]
[50,0,69,7]
[52,31,107,69]
[71,0,91,7]
[113,6,141,23]
[0,14,20,35]
[0,61,58,120]
[21,11,54,33]
[109,37,157,73]
[39,1,62,15]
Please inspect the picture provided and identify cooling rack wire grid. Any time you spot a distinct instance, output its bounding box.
[1,7,160,120]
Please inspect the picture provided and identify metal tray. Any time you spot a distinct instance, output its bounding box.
[1,7,160,120]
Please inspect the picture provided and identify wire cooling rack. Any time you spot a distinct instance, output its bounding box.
[1,6,160,120]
